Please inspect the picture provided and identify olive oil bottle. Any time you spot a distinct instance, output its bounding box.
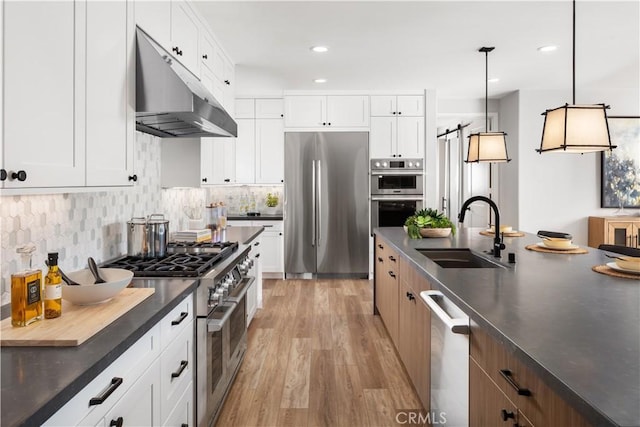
[44,252,62,319]
[11,244,43,327]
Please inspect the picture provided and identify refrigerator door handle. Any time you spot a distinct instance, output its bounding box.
[317,159,322,245]
[311,160,316,247]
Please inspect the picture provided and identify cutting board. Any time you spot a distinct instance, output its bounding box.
[0,288,155,347]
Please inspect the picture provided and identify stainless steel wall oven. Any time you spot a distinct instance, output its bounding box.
[371,159,424,229]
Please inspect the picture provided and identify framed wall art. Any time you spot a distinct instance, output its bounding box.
[601,116,640,209]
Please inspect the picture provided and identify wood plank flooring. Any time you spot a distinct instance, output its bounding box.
[215,279,424,427]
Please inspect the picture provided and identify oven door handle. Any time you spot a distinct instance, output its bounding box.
[207,304,236,332]
[371,195,424,201]
[226,276,255,304]
[372,170,424,176]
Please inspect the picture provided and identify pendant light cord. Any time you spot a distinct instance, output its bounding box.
[485,49,489,132]
[572,0,576,104]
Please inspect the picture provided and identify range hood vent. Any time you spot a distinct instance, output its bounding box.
[135,28,237,138]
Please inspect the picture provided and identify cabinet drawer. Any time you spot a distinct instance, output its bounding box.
[470,326,591,427]
[43,325,160,426]
[161,320,193,424]
[253,220,283,232]
[160,294,194,348]
[163,381,193,427]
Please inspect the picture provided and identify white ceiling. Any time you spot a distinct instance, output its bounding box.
[194,0,639,99]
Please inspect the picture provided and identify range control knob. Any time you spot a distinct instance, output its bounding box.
[415,161,421,168]
[408,162,413,167]
[382,162,388,168]
[374,161,381,168]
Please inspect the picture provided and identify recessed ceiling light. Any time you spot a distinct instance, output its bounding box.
[538,45,558,52]
[488,78,500,83]
[313,78,327,83]
[311,46,328,53]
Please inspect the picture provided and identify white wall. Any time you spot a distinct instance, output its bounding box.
[515,88,640,244]
[498,91,520,229]
[234,65,286,97]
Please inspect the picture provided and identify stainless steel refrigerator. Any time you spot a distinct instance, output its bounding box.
[284,132,369,278]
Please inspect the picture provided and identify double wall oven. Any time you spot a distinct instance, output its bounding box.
[371,158,424,230]
[103,241,254,427]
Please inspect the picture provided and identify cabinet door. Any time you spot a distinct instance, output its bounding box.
[396,95,424,116]
[255,99,284,119]
[160,323,193,423]
[222,56,235,114]
[170,0,200,77]
[326,95,369,127]
[606,221,638,247]
[201,138,234,184]
[255,119,284,184]
[469,359,519,427]
[398,280,416,380]
[261,229,284,273]
[163,382,193,427]
[135,1,171,48]
[200,32,217,74]
[370,117,397,158]
[85,0,134,186]
[200,138,214,185]
[396,116,425,158]
[4,1,84,188]
[235,99,256,119]
[234,119,256,184]
[103,359,161,427]
[370,95,397,116]
[284,96,326,127]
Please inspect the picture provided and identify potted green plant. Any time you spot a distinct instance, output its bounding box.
[405,208,456,239]
[265,193,279,213]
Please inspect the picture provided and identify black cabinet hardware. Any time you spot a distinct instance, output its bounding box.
[110,417,124,427]
[377,244,383,249]
[322,122,326,126]
[89,377,123,406]
[500,409,515,421]
[202,54,208,59]
[202,177,208,183]
[377,257,383,262]
[391,154,396,157]
[388,271,396,278]
[279,232,283,236]
[388,255,396,262]
[398,111,402,115]
[181,424,189,427]
[11,170,27,181]
[398,154,402,157]
[224,80,230,85]
[280,114,284,117]
[172,46,183,56]
[224,178,230,182]
[392,111,396,115]
[171,360,188,378]
[171,312,188,326]
[128,174,137,182]
[254,242,260,246]
[406,292,415,300]
[280,179,284,183]
[0,169,6,181]
[255,253,260,258]
[499,369,532,396]
[327,122,331,126]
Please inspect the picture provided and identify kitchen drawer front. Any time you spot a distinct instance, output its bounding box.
[253,219,283,232]
[43,325,160,426]
[160,294,194,348]
[163,381,193,427]
[399,256,430,293]
[160,320,193,424]
[470,326,591,427]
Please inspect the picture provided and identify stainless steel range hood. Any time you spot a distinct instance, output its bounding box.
[135,28,237,138]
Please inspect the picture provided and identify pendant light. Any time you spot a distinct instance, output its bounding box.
[465,47,511,163]
[537,0,615,154]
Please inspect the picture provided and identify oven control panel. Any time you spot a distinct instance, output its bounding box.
[371,158,422,170]
[207,255,253,308]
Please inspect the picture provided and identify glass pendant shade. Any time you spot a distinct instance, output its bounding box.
[537,103,615,153]
[466,132,511,162]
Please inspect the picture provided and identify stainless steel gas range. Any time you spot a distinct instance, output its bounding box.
[102,240,255,427]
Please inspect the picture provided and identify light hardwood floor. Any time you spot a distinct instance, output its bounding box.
[216,279,424,427]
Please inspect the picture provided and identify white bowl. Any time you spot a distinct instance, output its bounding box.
[489,225,513,233]
[615,256,640,272]
[541,238,573,249]
[63,268,134,305]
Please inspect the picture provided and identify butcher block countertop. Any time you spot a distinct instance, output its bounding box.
[0,278,196,427]
[374,227,640,427]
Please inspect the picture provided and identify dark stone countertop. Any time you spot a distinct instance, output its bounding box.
[0,278,197,427]
[224,225,264,244]
[374,227,640,427]
[227,214,283,221]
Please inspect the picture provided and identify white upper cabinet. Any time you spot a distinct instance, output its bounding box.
[396,117,425,158]
[170,0,200,77]
[234,119,256,184]
[255,119,284,184]
[85,0,135,186]
[284,95,369,128]
[134,1,171,48]
[370,117,397,158]
[201,138,235,185]
[235,99,256,119]
[255,99,284,119]
[3,1,84,188]
[371,95,424,117]
[199,31,216,74]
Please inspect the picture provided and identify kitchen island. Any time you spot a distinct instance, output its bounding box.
[374,227,639,427]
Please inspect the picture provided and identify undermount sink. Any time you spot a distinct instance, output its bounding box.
[417,248,504,269]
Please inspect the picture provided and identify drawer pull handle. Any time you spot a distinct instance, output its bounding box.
[89,377,123,406]
[377,257,383,262]
[377,244,383,249]
[110,417,124,427]
[388,255,396,262]
[255,253,261,258]
[388,271,396,278]
[500,409,515,421]
[254,242,260,246]
[499,369,532,396]
[171,360,189,378]
[171,312,189,326]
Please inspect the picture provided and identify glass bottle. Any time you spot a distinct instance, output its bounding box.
[44,252,62,319]
[11,244,43,327]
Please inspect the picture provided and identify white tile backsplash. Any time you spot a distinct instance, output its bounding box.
[0,132,284,295]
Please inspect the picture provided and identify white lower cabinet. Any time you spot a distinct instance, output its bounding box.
[247,235,263,325]
[43,293,195,427]
[253,221,284,277]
